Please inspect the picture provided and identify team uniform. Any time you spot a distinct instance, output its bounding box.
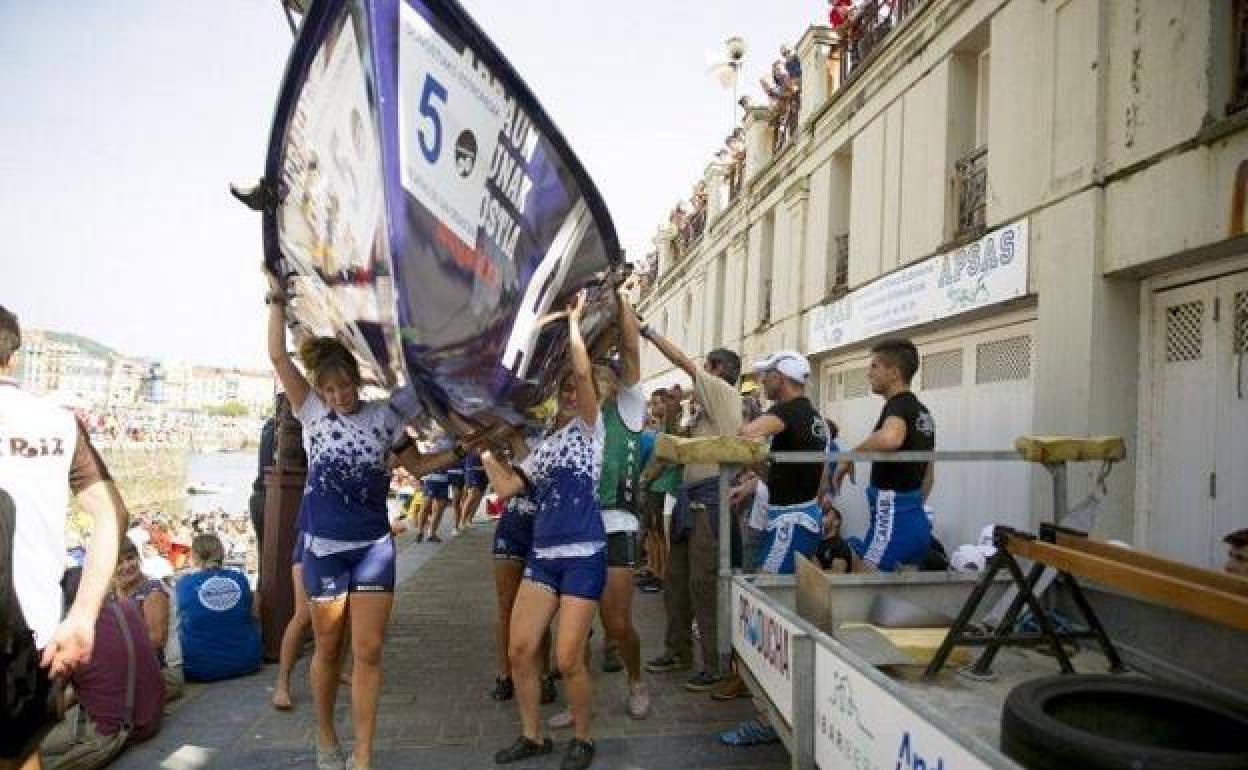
[848,392,935,571]
[0,378,111,650]
[756,396,826,575]
[492,495,536,561]
[447,464,466,494]
[517,415,607,599]
[464,452,487,489]
[421,471,451,501]
[598,384,646,568]
[294,388,420,600]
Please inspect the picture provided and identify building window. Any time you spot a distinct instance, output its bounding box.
[1231,0,1248,114]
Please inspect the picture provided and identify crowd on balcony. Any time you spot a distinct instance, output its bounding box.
[828,0,920,82]
[763,46,802,152]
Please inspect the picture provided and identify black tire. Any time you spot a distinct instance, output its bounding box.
[1001,674,1248,770]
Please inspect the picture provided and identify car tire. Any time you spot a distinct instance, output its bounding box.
[1001,674,1248,770]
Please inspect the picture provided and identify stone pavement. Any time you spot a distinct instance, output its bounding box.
[112,521,789,770]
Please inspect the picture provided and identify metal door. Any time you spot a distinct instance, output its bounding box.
[1214,273,1248,567]
[1150,282,1218,566]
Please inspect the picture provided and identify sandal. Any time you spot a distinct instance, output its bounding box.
[718,718,779,747]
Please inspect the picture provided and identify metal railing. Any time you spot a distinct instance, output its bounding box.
[835,0,926,85]
[955,145,988,239]
[829,233,849,292]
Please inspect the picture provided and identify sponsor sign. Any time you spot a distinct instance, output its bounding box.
[732,582,803,726]
[815,645,996,770]
[808,220,1029,354]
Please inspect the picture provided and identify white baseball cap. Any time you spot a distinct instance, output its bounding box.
[752,350,811,383]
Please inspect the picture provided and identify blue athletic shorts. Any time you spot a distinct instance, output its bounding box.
[464,468,488,489]
[493,512,533,561]
[756,500,822,575]
[848,487,932,571]
[447,467,465,489]
[422,475,450,501]
[301,536,396,600]
[523,550,607,600]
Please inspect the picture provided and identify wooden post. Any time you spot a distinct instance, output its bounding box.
[259,396,306,661]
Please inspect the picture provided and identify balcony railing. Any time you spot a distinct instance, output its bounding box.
[1231,0,1248,114]
[771,93,801,154]
[955,145,988,239]
[835,0,926,85]
[830,233,849,292]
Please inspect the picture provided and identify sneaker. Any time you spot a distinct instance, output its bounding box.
[547,708,574,729]
[718,718,779,747]
[683,671,721,692]
[561,739,596,770]
[600,643,623,673]
[626,681,650,719]
[540,673,558,704]
[490,676,514,701]
[645,652,691,673]
[316,744,346,770]
[710,673,750,700]
[494,735,553,764]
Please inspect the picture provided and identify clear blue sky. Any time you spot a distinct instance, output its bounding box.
[0,0,819,368]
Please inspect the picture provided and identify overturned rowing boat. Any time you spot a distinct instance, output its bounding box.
[245,0,622,429]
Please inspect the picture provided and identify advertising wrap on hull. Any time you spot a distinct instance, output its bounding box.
[260,0,621,426]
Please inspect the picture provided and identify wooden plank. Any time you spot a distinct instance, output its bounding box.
[1054,533,1248,598]
[1006,536,1248,632]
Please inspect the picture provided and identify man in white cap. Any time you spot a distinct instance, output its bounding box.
[720,350,827,748]
[738,351,826,574]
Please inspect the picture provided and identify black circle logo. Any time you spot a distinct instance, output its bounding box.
[454,130,477,178]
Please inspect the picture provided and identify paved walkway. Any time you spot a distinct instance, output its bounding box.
[113,521,789,770]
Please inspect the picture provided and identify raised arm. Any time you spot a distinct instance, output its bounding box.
[567,291,599,427]
[42,430,129,678]
[641,324,698,380]
[265,272,310,413]
[615,287,641,387]
[480,449,526,500]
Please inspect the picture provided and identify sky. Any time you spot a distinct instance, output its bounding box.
[0,0,821,368]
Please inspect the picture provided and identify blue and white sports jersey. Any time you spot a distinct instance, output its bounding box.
[518,415,606,558]
[295,388,420,542]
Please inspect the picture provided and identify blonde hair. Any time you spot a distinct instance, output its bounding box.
[298,336,361,388]
[191,534,225,568]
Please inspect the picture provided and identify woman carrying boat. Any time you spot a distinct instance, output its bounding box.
[481,290,605,770]
[264,273,423,770]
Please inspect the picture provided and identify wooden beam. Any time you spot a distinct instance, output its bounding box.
[1054,533,1248,599]
[1005,536,1248,632]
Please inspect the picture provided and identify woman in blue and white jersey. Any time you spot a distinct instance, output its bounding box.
[266,274,425,770]
[481,291,605,770]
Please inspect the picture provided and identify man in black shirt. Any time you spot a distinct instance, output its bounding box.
[738,350,826,575]
[834,338,935,571]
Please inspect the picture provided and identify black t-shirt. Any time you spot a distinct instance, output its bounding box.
[766,396,826,505]
[869,391,935,491]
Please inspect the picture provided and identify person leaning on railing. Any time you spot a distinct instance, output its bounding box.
[833,338,936,573]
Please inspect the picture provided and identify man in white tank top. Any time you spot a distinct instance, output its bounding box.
[0,306,129,770]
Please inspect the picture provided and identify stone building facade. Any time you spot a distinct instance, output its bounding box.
[637,0,1248,569]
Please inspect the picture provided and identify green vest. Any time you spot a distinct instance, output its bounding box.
[598,399,642,513]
